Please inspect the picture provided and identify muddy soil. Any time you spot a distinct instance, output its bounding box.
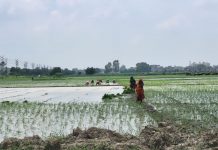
[0,122,217,150]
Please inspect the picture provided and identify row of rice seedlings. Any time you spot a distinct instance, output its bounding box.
[143,83,218,131]
[157,103,218,129]
[160,90,218,104]
[0,99,156,141]
[146,84,218,104]
[157,88,218,117]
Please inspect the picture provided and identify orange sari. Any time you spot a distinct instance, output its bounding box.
[135,85,144,102]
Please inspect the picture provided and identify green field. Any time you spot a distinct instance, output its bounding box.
[0,75,217,139]
[2,74,218,87]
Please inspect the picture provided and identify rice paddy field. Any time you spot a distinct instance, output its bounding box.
[0,75,217,142]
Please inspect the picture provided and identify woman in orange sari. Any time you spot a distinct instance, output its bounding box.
[135,79,144,102]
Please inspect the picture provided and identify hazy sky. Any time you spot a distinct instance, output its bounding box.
[0,0,218,69]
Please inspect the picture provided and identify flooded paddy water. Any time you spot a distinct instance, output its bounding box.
[0,86,123,103]
[0,86,157,142]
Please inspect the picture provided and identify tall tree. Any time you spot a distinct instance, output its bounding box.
[0,60,6,75]
[105,62,112,73]
[113,60,120,72]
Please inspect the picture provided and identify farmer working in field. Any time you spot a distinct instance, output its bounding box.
[135,79,145,102]
[130,76,136,90]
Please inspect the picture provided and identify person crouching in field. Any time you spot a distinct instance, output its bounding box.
[135,79,145,102]
[130,76,136,90]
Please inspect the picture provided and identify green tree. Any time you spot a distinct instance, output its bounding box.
[120,65,127,73]
[105,62,112,73]
[50,67,62,76]
[113,60,120,72]
[136,62,151,73]
[10,67,21,76]
[85,67,96,75]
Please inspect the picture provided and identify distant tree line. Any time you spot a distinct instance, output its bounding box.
[103,61,218,75]
[9,67,49,76]
[1,60,218,76]
[6,66,103,76]
[121,62,218,75]
[6,67,82,76]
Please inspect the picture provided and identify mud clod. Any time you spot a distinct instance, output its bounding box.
[202,131,218,148]
[45,140,61,150]
[1,138,20,149]
[0,135,45,150]
[72,127,82,137]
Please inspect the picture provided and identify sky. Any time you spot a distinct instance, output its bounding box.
[0,0,218,69]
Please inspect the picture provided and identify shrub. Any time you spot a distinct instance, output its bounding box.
[122,87,135,94]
